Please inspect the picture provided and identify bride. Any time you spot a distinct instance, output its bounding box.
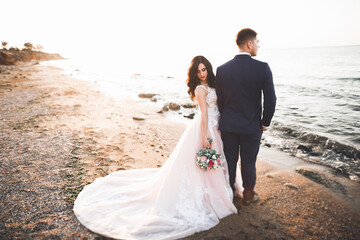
[73,56,243,240]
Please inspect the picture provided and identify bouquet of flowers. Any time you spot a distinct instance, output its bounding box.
[196,138,223,172]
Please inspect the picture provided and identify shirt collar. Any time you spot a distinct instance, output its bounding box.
[236,52,251,56]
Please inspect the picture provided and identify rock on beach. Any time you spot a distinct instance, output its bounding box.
[138,93,158,99]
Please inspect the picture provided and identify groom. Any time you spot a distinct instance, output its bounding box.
[216,28,276,204]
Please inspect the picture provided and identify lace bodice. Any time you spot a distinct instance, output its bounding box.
[195,85,220,128]
[195,85,221,150]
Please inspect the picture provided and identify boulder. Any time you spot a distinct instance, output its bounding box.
[297,144,312,152]
[169,102,180,111]
[183,113,195,119]
[162,104,169,112]
[325,139,360,159]
[299,133,328,144]
[181,103,196,109]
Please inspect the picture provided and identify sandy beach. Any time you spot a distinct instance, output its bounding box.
[1,62,359,239]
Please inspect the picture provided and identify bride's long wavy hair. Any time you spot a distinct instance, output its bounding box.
[186,56,216,101]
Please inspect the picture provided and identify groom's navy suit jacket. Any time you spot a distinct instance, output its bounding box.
[216,54,276,134]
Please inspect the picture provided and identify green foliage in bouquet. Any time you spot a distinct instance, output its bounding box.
[196,138,223,172]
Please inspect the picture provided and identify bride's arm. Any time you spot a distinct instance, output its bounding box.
[195,87,210,148]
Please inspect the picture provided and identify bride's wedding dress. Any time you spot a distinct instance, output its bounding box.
[73,85,243,240]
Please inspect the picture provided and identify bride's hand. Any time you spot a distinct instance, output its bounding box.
[203,139,211,149]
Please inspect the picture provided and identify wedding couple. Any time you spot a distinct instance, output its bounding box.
[74,28,277,240]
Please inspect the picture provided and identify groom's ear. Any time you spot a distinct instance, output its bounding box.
[247,40,252,50]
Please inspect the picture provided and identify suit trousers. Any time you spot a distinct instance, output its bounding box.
[221,131,262,193]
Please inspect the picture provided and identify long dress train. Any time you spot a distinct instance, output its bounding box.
[73,85,243,240]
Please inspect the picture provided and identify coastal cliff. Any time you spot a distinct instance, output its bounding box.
[0,49,63,65]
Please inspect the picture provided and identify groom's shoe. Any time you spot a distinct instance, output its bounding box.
[242,190,259,205]
[233,192,242,201]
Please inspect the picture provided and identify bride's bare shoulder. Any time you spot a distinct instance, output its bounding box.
[195,85,208,94]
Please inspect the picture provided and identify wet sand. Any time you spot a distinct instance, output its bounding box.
[1,63,359,239]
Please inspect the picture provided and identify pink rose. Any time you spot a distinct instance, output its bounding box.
[201,156,207,162]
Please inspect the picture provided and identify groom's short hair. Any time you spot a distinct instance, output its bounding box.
[236,28,257,48]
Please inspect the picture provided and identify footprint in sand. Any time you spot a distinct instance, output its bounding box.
[121,154,134,163]
[95,167,108,177]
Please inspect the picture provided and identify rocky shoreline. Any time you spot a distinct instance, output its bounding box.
[263,121,360,181]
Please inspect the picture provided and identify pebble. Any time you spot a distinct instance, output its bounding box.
[265,173,275,178]
[284,183,300,190]
[132,117,145,121]
[138,93,157,98]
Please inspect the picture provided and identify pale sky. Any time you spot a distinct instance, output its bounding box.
[1,0,360,75]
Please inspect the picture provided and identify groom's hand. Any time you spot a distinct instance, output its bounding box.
[262,125,267,132]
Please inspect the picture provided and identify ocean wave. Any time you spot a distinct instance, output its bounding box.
[349,105,360,111]
[337,77,360,81]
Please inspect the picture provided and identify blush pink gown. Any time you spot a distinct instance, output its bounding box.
[73,85,243,240]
